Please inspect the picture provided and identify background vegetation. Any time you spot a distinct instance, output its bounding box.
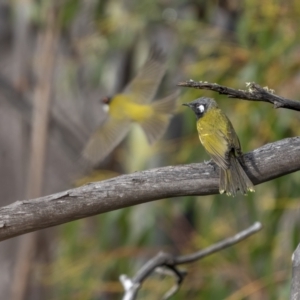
[1,0,300,299]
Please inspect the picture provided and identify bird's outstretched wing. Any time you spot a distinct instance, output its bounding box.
[123,47,166,104]
[82,118,131,165]
[140,90,179,144]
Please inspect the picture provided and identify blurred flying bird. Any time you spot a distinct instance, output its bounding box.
[183,97,254,196]
[82,48,179,165]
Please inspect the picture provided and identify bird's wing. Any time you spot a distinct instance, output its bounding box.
[123,47,166,104]
[200,130,231,169]
[226,121,242,155]
[82,118,131,165]
[140,91,179,144]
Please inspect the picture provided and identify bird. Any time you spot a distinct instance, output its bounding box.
[183,97,254,196]
[82,48,179,165]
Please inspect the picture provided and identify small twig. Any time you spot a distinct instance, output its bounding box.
[159,266,187,300]
[175,222,262,264]
[178,80,300,111]
[120,222,262,300]
[290,243,300,300]
[152,266,187,299]
[120,275,140,300]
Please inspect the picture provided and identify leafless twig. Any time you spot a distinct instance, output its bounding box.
[120,222,262,300]
[178,80,300,111]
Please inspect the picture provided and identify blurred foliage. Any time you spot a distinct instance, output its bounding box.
[25,0,300,299]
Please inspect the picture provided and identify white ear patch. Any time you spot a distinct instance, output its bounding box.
[198,104,205,113]
[103,104,110,113]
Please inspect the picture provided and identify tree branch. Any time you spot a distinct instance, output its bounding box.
[120,222,262,300]
[178,80,300,111]
[0,136,298,241]
[290,243,300,300]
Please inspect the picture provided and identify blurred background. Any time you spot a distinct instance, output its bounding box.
[1,0,300,299]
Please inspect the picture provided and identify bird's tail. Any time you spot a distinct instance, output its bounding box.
[139,91,179,144]
[220,155,254,196]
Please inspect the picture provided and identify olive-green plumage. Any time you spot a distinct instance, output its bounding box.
[183,97,254,196]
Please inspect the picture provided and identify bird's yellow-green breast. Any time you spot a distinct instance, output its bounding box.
[197,107,231,158]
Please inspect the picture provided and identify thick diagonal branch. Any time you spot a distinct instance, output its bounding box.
[178,80,300,111]
[0,137,299,242]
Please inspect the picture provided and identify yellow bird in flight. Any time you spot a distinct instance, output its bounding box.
[82,48,179,165]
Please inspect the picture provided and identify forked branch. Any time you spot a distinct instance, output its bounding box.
[120,222,262,300]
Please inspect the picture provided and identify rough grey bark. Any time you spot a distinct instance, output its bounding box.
[291,243,300,300]
[0,136,299,242]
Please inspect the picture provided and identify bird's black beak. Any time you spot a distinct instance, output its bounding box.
[182,103,189,107]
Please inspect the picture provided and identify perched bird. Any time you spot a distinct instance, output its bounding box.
[183,97,254,196]
[82,48,179,165]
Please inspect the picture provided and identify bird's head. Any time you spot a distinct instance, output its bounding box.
[182,97,218,119]
[101,96,112,113]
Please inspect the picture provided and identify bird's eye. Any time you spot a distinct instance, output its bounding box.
[102,96,111,104]
[198,104,205,113]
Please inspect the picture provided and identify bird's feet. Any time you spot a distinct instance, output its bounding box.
[204,159,216,171]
